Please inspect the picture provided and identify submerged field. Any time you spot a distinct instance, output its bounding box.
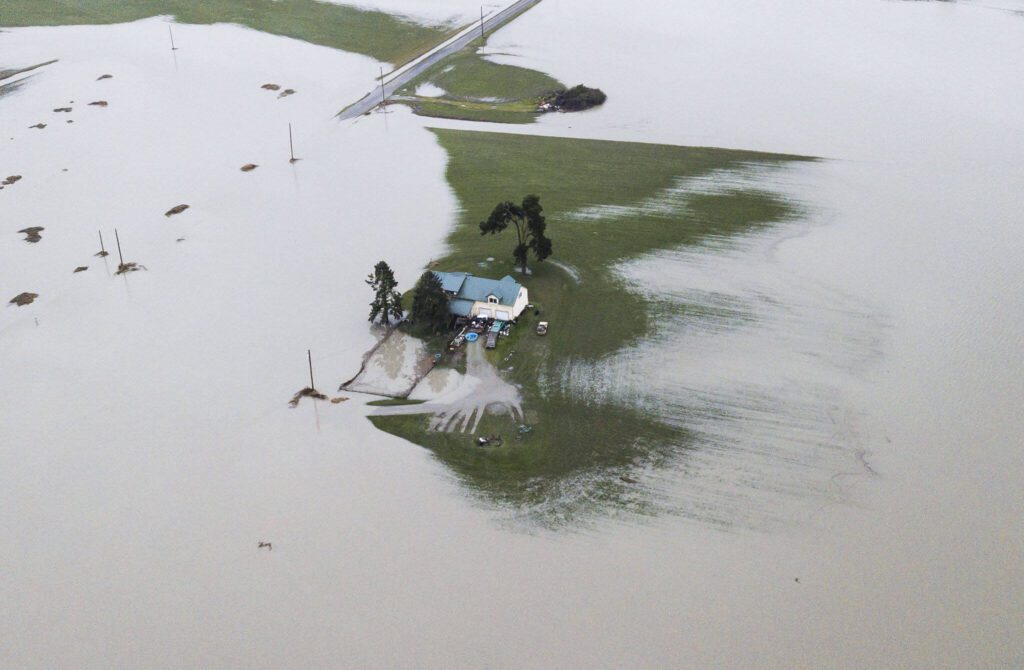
[371,129,814,519]
[0,0,457,65]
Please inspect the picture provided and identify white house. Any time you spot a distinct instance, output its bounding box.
[433,271,529,321]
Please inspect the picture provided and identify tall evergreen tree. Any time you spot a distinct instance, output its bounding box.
[365,260,403,325]
[479,194,553,274]
[410,271,450,334]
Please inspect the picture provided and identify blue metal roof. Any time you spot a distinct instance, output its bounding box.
[449,298,474,316]
[437,272,467,294]
[433,272,522,308]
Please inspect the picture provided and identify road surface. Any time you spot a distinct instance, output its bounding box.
[337,0,542,120]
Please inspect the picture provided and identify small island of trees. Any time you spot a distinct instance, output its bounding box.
[540,85,607,113]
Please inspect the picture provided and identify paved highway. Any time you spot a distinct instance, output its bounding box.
[337,0,542,120]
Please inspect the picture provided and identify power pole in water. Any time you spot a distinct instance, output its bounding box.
[114,228,124,266]
[288,123,296,163]
[481,6,485,45]
[307,349,316,389]
[168,25,177,51]
[379,66,387,108]
[98,230,106,254]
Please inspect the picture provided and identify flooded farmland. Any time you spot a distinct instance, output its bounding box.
[2,1,1023,668]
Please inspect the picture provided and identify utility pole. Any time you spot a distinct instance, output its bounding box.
[379,66,387,107]
[288,123,296,163]
[168,25,177,51]
[114,228,124,266]
[98,230,107,255]
[307,349,315,389]
[480,6,485,45]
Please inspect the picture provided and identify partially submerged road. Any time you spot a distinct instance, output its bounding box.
[337,0,542,121]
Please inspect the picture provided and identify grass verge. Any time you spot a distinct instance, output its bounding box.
[0,0,456,65]
[395,44,564,124]
[371,129,816,519]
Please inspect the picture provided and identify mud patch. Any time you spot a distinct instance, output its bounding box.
[53,107,72,112]
[88,100,108,107]
[240,163,258,172]
[3,175,22,186]
[10,292,38,306]
[261,83,280,91]
[18,226,43,243]
[165,204,189,217]
[289,387,327,407]
[73,266,88,273]
[96,74,112,81]
[29,123,46,129]
[278,88,295,99]
[342,329,435,398]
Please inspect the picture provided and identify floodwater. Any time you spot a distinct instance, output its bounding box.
[2,1,1024,668]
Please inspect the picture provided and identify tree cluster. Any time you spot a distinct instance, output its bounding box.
[410,271,450,334]
[479,194,553,274]
[548,85,607,112]
[366,260,403,326]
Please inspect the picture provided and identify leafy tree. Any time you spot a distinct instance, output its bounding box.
[479,194,553,274]
[410,271,450,334]
[366,260,403,325]
[550,85,607,111]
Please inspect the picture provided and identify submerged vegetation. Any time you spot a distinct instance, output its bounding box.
[370,129,815,518]
[0,0,458,65]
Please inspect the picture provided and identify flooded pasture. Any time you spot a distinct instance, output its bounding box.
[2,1,1023,668]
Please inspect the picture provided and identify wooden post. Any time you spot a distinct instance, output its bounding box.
[98,230,106,254]
[307,349,315,389]
[380,66,386,107]
[114,228,124,266]
[168,25,177,51]
[480,6,485,45]
[288,123,295,162]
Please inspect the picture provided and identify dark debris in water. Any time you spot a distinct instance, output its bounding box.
[115,262,146,275]
[289,387,327,407]
[18,226,43,243]
[73,266,88,273]
[10,292,38,306]
[165,204,189,217]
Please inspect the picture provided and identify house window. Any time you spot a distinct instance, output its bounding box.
[488,296,498,304]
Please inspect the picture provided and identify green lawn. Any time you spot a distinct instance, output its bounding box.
[371,129,815,519]
[394,42,564,123]
[1,0,457,65]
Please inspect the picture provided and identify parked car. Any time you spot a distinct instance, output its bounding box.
[536,321,549,335]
